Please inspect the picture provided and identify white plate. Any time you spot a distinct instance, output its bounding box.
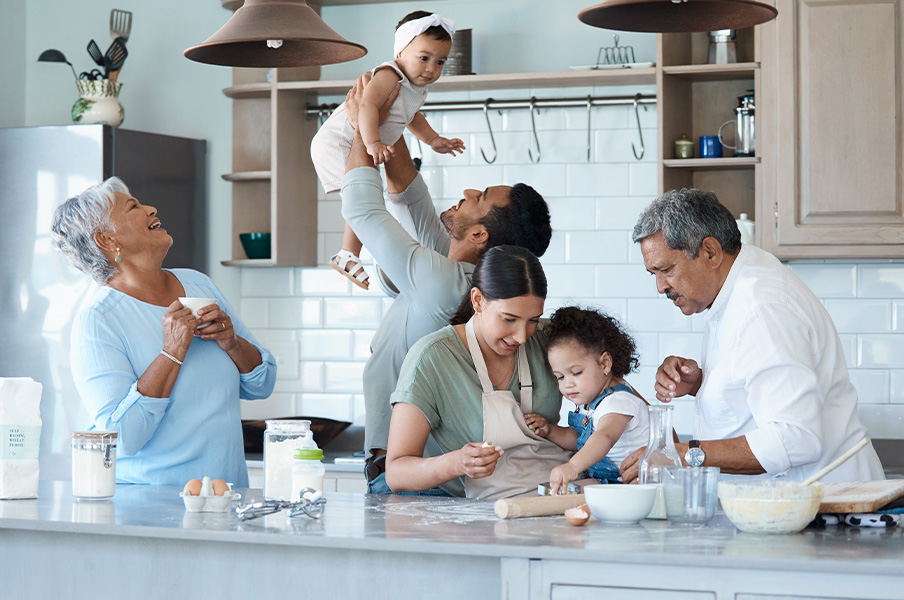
[569,62,655,71]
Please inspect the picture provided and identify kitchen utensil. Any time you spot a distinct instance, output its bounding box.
[708,29,737,64]
[699,135,723,158]
[719,91,755,156]
[538,481,582,496]
[443,28,473,75]
[718,480,824,534]
[819,480,904,513]
[801,437,870,486]
[662,466,720,526]
[236,490,326,521]
[79,69,104,81]
[596,34,636,66]
[103,37,128,80]
[87,39,104,67]
[110,8,133,42]
[494,493,587,519]
[583,483,656,524]
[37,49,79,82]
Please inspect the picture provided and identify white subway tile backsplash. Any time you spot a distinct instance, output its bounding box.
[895,300,904,333]
[299,267,352,296]
[824,299,891,334]
[300,330,352,360]
[657,332,704,365]
[501,106,567,132]
[353,330,375,360]
[548,197,597,231]
[539,232,566,265]
[353,395,366,426]
[567,104,628,131]
[566,163,630,197]
[628,161,658,196]
[838,334,857,369]
[240,393,297,421]
[566,231,627,264]
[891,371,904,404]
[858,335,904,369]
[595,264,656,297]
[324,362,366,393]
[298,394,354,422]
[268,298,313,329]
[544,265,596,298]
[240,298,269,329]
[317,200,344,233]
[859,264,904,298]
[504,164,568,197]
[266,339,300,380]
[301,361,324,392]
[539,129,596,164]
[788,263,857,298]
[627,298,692,333]
[849,370,889,404]
[441,165,505,198]
[241,267,294,297]
[635,332,659,367]
[324,298,382,328]
[319,233,346,266]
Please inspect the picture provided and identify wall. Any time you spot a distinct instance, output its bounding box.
[0,0,26,128]
[18,0,239,300]
[237,0,904,440]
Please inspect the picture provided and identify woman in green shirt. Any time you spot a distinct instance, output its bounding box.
[386,246,572,499]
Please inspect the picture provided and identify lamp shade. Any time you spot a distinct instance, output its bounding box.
[578,0,778,33]
[184,0,367,68]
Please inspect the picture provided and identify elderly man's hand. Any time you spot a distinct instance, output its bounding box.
[655,356,702,402]
[345,72,401,130]
[618,446,646,484]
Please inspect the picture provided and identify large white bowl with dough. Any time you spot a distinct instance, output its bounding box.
[718,480,824,534]
[583,484,657,524]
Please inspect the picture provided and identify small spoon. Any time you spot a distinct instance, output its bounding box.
[800,436,870,486]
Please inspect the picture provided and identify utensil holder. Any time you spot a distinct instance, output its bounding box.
[73,79,124,127]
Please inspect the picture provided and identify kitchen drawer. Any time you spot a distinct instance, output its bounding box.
[552,586,713,600]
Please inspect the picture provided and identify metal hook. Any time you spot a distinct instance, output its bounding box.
[586,95,593,162]
[631,93,646,160]
[480,98,498,164]
[528,96,541,164]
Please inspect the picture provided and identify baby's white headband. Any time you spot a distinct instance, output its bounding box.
[393,14,455,58]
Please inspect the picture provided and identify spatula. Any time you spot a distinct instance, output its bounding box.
[87,40,104,67]
[103,38,128,81]
[110,8,132,42]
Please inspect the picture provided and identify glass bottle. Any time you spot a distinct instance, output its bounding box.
[638,405,682,519]
[263,420,313,500]
[291,448,326,500]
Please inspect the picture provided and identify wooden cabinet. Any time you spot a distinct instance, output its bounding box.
[758,0,904,258]
[656,27,762,228]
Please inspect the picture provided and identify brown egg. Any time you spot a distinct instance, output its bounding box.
[183,479,203,496]
[211,479,229,496]
[564,504,591,526]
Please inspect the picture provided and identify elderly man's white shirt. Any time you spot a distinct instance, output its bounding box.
[695,244,884,482]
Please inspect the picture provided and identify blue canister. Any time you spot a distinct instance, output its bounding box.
[699,135,723,158]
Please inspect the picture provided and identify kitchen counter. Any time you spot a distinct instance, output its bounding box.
[2,481,902,599]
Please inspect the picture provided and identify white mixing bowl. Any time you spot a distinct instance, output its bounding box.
[583,484,657,524]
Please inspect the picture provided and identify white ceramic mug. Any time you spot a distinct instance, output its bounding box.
[178,297,218,328]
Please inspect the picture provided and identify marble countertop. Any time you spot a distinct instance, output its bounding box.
[2,481,902,575]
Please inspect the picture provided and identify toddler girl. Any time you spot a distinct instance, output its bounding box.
[525,306,650,494]
[310,10,465,290]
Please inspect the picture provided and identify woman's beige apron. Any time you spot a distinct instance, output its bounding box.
[464,319,573,500]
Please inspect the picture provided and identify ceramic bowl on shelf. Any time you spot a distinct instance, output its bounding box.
[583,483,657,524]
[239,232,271,259]
[718,480,824,534]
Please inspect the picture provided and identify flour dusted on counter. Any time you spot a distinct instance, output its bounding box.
[0,377,43,499]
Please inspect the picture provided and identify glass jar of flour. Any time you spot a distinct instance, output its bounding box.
[263,420,315,500]
[71,431,117,499]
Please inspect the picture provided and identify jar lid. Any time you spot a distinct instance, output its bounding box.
[265,419,311,432]
[72,431,118,440]
[294,448,324,460]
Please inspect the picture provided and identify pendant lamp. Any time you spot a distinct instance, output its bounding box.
[184,0,367,68]
[578,0,778,33]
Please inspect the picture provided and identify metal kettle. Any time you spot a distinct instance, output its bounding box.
[719,91,755,156]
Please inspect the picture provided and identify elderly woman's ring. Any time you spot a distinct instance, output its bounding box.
[222,322,226,330]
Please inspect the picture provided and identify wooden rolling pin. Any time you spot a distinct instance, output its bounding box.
[494,494,586,519]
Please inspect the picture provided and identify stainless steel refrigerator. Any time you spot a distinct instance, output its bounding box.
[0,124,206,480]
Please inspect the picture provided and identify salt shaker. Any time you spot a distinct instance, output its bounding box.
[71,431,117,499]
[291,448,325,500]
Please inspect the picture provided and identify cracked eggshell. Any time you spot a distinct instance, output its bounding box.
[564,503,591,526]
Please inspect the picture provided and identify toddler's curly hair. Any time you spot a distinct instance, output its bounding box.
[545,306,640,379]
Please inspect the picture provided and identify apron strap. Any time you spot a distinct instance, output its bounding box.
[465,318,533,412]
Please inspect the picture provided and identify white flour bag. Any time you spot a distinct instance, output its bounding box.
[0,377,43,499]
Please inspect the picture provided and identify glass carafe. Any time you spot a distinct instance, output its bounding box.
[638,405,682,519]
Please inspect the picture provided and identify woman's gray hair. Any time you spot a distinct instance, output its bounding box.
[51,177,130,284]
[632,188,742,258]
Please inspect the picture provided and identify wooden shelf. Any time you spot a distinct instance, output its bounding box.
[662,62,759,81]
[224,68,657,99]
[222,171,272,182]
[221,258,277,267]
[664,157,760,169]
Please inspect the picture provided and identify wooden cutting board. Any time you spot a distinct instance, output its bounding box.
[819,480,904,513]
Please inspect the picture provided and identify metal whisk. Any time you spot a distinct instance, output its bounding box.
[596,35,636,66]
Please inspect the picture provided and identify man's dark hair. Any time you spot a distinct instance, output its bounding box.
[396,10,452,43]
[479,183,552,257]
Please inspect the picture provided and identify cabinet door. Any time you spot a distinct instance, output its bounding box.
[761,0,904,258]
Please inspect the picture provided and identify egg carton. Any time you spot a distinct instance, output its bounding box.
[180,476,241,513]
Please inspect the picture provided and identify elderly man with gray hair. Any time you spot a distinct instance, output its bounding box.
[620,188,884,483]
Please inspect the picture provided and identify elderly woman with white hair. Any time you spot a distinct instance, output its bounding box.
[52,177,276,486]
